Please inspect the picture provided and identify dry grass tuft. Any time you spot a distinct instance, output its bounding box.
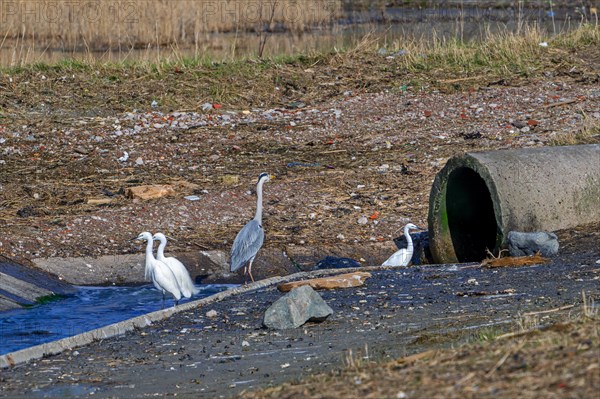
[0,0,341,52]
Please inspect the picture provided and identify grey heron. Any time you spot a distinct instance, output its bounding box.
[381,223,422,267]
[153,232,199,298]
[135,231,182,307]
[230,172,274,283]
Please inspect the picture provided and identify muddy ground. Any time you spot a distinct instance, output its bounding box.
[0,223,598,398]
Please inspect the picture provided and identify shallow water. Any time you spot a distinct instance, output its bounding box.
[0,284,235,355]
[0,5,582,65]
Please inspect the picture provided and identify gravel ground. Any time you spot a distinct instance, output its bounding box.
[1,76,599,272]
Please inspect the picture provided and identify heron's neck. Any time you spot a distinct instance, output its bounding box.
[156,239,166,260]
[254,181,265,222]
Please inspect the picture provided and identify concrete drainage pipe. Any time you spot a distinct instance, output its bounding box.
[427,144,600,264]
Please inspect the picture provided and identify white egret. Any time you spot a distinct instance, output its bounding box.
[135,232,182,307]
[382,223,422,267]
[153,233,199,298]
[230,173,274,283]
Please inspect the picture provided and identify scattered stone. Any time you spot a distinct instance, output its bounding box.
[508,231,559,257]
[357,216,368,225]
[277,272,371,292]
[263,285,333,329]
[206,309,218,319]
[314,256,360,270]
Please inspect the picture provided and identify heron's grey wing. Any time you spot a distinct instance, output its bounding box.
[230,220,265,272]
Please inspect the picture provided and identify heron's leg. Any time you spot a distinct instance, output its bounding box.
[243,265,248,285]
[248,258,255,283]
[162,292,166,309]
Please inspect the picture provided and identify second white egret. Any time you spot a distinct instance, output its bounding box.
[153,233,199,298]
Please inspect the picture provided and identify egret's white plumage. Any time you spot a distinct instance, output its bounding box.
[382,223,421,267]
[153,233,199,298]
[230,173,273,283]
[136,231,182,306]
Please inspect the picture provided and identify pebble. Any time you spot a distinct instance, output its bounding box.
[206,310,218,318]
[357,216,368,225]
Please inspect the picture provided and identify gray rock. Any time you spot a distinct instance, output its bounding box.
[263,285,333,329]
[508,231,559,257]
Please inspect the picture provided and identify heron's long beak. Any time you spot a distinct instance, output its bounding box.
[131,236,141,241]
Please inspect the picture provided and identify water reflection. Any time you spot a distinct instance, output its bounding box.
[0,5,583,65]
[0,284,234,355]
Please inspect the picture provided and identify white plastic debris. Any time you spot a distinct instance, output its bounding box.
[151,100,158,108]
[118,151,129,162]
[539,42,549,47]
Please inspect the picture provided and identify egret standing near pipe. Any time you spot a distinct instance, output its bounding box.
[381,223,423,267]
[230,173,274,283]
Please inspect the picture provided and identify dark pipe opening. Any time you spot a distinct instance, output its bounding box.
[446,167,497,262]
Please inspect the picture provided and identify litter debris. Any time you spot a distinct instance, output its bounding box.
[277,272,371,292]
[456,288,516,297]
[118,151,129,162]
[125,185,176,200]
[481,252,550,268]
[87,198,114,206]
[220,175,240,186]
[314,256,360,270]
[287,162,321,168]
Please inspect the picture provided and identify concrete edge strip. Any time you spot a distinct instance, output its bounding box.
[0,264,443,369]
